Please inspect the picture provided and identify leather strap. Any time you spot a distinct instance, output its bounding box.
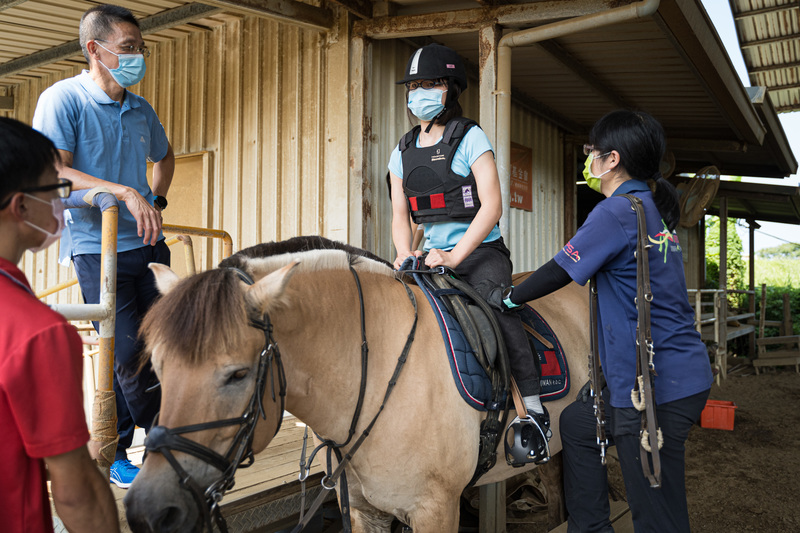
[589,277,608,464]
[621,194,662,488]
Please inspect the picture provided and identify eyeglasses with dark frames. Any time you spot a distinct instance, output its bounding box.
[95,39,151,58]
[0,178,72,209]
[405,79,447,91]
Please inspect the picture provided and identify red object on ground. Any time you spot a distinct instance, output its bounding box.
[700,400,737,430]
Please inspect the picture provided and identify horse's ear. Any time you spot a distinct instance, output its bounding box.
[149,263,181,294]
[247,261,300,313]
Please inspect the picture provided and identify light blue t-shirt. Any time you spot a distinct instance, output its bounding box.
[388,125,502,251]
[32,71,169,255]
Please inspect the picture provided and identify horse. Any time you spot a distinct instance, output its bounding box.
[124,236,590,532]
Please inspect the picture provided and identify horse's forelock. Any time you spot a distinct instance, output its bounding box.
[141,269,253,365]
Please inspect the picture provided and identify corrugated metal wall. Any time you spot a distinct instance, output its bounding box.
[8,16,565,304]
[368,39,564,271]
[9,15,343,303]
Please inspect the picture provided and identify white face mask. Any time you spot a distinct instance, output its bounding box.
[24,193,65,252]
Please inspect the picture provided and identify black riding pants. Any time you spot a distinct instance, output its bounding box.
[453,238,541,396]
[560,387,709,533]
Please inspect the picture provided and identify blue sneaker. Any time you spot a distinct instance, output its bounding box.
[109,459,139,489]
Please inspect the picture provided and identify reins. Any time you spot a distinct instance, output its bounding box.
[590,195,662,488]
[293,266,419,533]
[143,267,287,533]
[623,194,662,488]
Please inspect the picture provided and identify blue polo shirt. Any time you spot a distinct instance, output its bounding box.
[388,125,502,251]
[32,71,169,255]
[554,180,713,408]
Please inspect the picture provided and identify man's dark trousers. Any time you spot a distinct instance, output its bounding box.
[74,240,169,461]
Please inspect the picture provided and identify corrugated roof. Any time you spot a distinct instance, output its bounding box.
[730,0,800,113]
[1,0,797,181]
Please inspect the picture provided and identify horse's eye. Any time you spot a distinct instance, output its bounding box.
[228,368,249,383]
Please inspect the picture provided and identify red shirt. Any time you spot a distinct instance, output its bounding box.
[0,257,89,533]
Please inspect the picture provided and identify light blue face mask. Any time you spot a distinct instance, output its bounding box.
[96,42,146,88]
[407,88,447,122]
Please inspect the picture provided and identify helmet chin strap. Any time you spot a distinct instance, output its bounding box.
[424,78,454,133]
[424,110,444,133]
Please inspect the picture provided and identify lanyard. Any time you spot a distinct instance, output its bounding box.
[0,267,35,297]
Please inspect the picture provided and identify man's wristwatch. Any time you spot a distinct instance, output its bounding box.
[154,195,168,210]
[502,286,521,309]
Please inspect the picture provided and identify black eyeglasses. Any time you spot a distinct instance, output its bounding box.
[405,79,446,91]
[96,39,151,58]
[583,144,613,158]
[0,178,72,209]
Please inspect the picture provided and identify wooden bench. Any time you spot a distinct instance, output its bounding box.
[754,335,800,374]
[754,287,800,374]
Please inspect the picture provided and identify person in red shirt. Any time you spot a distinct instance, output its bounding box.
[0,117,118,532]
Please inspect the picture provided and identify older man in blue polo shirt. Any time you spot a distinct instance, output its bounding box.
[32,4,174,489]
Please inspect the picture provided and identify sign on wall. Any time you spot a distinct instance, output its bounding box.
[510,142,533,211]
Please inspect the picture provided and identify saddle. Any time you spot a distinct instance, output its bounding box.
[399,259,570,481]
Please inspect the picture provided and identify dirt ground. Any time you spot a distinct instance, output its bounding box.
[485,364,800,532]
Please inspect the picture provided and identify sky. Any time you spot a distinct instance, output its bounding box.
[700,0,800,252]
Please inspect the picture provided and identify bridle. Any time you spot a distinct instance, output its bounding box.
[143,267,286,533]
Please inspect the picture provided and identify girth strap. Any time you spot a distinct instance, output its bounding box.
[292,271,418,533]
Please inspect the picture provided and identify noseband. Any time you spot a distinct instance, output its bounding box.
[143,268,286,533]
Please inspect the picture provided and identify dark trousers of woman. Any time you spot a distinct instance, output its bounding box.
[560,387,709,533]
[73,240,169,461]
[453,238,541,396]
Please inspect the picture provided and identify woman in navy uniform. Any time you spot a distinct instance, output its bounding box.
[498,109,713,532]
[387,43,550,461]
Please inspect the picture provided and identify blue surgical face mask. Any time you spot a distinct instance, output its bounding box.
[407,88,447,122]
[96,42,146,88]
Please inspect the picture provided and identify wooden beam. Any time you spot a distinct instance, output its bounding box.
[740,34,795,49]
[199,0,333,31]
[748,59,800,74]
[733,3,799,20]
[667,138,748,153]
[0,94,13,109]
[537,40,628,109]
[763,81,800,92]
[354,0,618,39]
[0,3,222,80]
[327,0,371,20]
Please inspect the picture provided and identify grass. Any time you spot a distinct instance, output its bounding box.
[746,258,800,289]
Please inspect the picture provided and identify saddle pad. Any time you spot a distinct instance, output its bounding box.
[410,269,493,411]
[518,305,570,401]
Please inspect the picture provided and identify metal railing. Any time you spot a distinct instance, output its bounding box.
[688,288,757,385]
[38,187,233,467]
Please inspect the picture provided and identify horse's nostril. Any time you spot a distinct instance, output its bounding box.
[153,505,186,532]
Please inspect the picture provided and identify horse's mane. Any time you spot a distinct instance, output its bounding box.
[142,237,394,365]
[219,236,394,277]
[141,268,253,365]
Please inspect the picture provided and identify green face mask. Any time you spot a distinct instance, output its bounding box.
[582,152,612,193]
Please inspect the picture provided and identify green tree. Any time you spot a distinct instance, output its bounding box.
[705,217,746,294]
[757,243,800,259]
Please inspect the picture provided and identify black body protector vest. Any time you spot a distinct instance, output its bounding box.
[400,117,482,224]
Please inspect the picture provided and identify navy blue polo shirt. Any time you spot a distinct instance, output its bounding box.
[554,180,713,407]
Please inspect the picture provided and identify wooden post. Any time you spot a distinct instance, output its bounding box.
[719,197,728,380]
[748,220,756,357]
[479,481,506,533]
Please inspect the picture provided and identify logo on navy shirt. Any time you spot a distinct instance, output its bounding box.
[562,242,580,263]
[648,220,681,262]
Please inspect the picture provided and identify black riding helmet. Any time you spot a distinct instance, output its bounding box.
[397,43,468,91]
[398,44,467,131]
